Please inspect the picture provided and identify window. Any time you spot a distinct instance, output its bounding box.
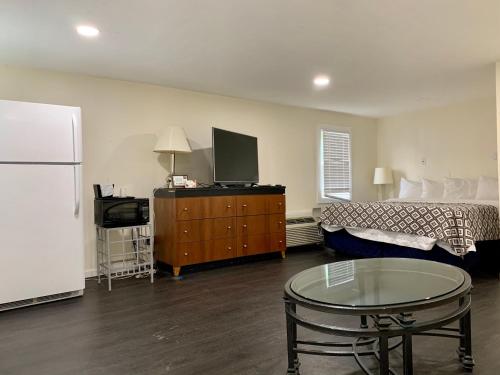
[318,127,352,202]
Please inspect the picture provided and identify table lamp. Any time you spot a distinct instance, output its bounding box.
[154,126,192,187]
[373,167,393,200]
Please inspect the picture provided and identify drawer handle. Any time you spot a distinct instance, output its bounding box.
[242,204,247,207]
[183,230,188,234]
[243,244,248,248]
[279,240,283,244]
[278,202,283,206]
[242,224,247,228]
[227,246,232,250]
[279,221,283,225]
[226,204,232,208]
[183,207,188,211]
[184,252,188,256]
[227,226,232,230]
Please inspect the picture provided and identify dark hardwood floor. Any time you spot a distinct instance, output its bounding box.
[1,247,499,375]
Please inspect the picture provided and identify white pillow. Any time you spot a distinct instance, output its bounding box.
[421,178,444,199]
[467,178,479,198]
[399,178,422,199]
[443,178,478,199]
[475,176,499,200]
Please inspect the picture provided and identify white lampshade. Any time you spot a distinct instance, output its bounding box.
[373,167,393,185]
[154,126,192,153]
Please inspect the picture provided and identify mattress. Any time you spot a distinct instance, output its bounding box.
[321,198,500,256]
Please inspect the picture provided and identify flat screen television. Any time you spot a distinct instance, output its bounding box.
[212,127,259,185]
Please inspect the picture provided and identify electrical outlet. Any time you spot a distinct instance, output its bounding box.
[420,157,427,166]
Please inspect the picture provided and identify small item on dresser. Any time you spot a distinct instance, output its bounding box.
[185,179,197,188]
[172,175,188,188]
[93,183,114,198]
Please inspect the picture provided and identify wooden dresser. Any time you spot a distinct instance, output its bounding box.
[154,186,286,276]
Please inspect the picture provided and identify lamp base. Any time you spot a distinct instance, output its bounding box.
[377,185,384,201]
[168,152,175,188]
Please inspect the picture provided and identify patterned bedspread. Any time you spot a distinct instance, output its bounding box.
[320,201,500,255]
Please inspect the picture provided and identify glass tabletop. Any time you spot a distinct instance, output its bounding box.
[290,258,465,307]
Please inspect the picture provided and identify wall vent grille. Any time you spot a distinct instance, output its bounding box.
[286,217,323,247]
[0,290,82,312]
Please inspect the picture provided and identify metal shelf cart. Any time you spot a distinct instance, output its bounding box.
[96,224,154,291]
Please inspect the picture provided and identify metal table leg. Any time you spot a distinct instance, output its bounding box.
[378,335,389,375]
[461,308,474,370]
[457,297,465,361]
[403,334,413,375]
[285,299,300,375]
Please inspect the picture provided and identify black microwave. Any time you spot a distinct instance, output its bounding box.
[94,197,150,228]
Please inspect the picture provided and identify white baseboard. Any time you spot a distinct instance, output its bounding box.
[85,269,97,278]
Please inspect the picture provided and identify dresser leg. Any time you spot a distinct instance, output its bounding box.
[281,251,286,259]
[173,266,181,277]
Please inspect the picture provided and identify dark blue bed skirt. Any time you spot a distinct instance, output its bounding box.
[323,228,500,275]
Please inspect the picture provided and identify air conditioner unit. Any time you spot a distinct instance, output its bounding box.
[286,216,323,247]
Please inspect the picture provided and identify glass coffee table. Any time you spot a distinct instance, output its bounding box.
[284,258,473,375]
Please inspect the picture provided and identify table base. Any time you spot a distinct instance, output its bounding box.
[284,296,474,375]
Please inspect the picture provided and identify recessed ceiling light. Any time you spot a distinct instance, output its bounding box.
[313,75,330,87]
[76,25,100,38]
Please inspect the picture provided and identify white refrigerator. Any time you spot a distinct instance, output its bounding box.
[0,100,85,310]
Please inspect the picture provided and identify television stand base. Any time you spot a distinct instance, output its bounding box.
[154,186,287,277]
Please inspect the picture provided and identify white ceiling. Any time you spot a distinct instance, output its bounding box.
[1,0,499,117]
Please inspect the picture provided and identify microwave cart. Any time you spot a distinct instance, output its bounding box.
[94,197,154,291]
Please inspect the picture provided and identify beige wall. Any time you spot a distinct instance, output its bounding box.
[0,65,377,274]
[377,97,498,197]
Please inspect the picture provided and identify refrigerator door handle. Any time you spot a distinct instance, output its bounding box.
[71,114,79,162]
[73,165,81,216]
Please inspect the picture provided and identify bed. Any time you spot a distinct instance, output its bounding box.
[320,199,500,274]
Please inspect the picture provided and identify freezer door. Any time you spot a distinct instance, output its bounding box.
[0,164,85,304]
[0,100,82,163]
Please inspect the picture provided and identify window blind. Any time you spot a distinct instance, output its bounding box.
[321,129,352,200]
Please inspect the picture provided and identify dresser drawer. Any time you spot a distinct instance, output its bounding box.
[236,195,268,216]
[176,198,207,220]
[176,242,204,266]
[237,234,270,256]
[176,220,201,243]
[270,232,286,251]
[209,196,236,218]
[237,215,268,236]
[268,195,286,214]
[211,217,236,239]
[210,238,236,260]
[269,214,286,233]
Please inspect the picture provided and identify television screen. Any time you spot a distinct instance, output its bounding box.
[212,128,259,184]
